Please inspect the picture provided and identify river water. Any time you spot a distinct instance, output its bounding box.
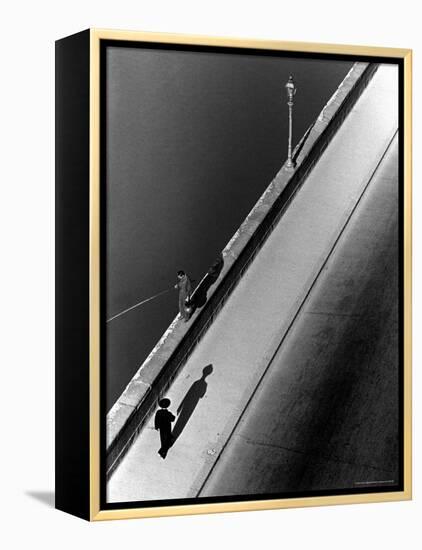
[105,45,353,411]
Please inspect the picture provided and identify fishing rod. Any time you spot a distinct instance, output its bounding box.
[106,288,172,323]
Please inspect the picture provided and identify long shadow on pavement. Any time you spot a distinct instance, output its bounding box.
[191,256,224,310]
[171,364,213,444]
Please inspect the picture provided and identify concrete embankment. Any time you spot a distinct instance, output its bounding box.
[106,61,378,478]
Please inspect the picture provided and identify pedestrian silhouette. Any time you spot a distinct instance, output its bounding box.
[154,398,175,459]
[172,364,213,442]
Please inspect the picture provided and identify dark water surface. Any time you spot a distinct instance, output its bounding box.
[106,46,353,410]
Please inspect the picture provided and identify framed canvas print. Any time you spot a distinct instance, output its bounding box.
[55,29,412,521]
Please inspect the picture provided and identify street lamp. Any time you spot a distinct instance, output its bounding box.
[285,75,297,170]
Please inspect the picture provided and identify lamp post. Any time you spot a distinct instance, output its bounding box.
[285,75,297,170]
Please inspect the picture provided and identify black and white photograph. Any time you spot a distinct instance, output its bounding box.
[102,40,405,508]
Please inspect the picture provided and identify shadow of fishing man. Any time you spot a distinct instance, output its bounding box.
[191,255,224,310]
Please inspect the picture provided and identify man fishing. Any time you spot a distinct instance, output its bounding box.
[175,270,192,321]
[107,269,197,325]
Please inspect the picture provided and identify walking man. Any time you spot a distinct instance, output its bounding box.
[154,398,175,459]
[175,270,192,321]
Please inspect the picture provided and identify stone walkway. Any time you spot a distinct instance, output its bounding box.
[202,134,399,497]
